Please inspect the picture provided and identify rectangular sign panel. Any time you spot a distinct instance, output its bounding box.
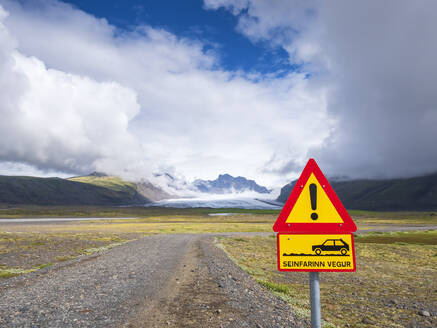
[277,233,356,272]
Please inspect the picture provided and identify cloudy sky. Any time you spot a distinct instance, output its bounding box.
[0,0,436,189]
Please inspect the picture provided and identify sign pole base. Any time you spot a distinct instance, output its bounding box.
[309,272,321,328]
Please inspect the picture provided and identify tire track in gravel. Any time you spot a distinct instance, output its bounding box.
[0,234,306,328]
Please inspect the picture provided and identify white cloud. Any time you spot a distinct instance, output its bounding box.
[0,161,70,178]
[204,0,318,55]
[4,0,436,190]
[205,0,437,179]
[0,4,145,177]
[0,0,332,188]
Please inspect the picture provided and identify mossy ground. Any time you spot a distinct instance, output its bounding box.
[0,231,132,278]
[220,231,437,328]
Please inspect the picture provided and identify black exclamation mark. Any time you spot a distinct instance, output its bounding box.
[309,183,318,220]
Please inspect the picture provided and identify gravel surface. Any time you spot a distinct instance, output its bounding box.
[200,238,308,327]
[0,234,307,327]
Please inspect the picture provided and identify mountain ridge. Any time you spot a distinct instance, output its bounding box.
[0,175,149,206]
[277,172,437,211]
[193,173,271,194]
[0,172,271,206]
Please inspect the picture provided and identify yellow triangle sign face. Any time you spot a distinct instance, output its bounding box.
[285,173,343,224]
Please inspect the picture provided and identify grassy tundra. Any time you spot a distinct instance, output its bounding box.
[220,231,437,328]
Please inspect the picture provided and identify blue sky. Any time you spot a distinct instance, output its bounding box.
[61,0,295,74]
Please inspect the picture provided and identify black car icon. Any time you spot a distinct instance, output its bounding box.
[312,239,349,255]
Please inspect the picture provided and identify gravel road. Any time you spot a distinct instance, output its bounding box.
[0,234,307,328]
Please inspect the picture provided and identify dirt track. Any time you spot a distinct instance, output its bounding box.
[0,234,306,327]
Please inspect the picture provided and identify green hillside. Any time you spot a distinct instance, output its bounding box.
[69,174,172,202]
[277,172,437,211]
[68,175,138,196]
[0,175,149,206]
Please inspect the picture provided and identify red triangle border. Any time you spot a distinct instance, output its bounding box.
[273,158,357,233]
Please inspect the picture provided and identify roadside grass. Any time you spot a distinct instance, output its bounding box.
[0,231,132,279]
[257,279,338,328]
[220,231,437,328]
[0,263,54,279]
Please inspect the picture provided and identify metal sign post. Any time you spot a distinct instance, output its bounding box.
[309,272,321,328]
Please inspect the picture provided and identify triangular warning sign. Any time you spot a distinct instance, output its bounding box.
[273,159,357,233]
